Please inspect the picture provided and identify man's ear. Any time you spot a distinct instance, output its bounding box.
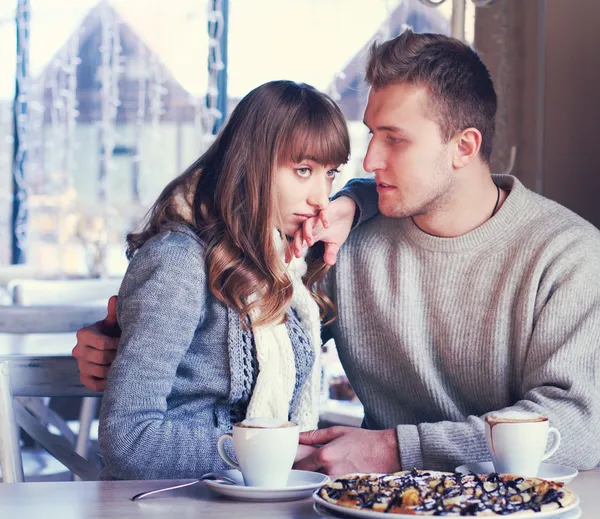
[452,127,482,169]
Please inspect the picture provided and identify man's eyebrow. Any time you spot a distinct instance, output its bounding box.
[362,120,409,135]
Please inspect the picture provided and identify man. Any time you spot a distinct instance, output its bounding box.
[73,30,600,475]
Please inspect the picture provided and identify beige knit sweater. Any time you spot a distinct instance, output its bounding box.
[330,174,600,471]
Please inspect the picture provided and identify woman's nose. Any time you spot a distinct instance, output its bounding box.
[308,176,330,210]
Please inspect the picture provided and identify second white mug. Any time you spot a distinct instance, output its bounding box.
[484,411,561,477]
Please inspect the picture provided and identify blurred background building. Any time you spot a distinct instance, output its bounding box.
[0,0,457,274]
[1,0,599,277]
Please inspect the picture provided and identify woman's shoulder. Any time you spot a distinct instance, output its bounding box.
[127,224,208,280]
[134,224,206,257]
[144,224,207,253]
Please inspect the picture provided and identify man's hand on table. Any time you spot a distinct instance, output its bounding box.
[293,426,401,475]
[72,295,121,391]
[295,444,319,464]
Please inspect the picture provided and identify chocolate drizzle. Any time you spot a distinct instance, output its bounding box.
[320,470,567,516]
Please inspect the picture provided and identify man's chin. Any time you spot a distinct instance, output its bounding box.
[378,202,411,219]
[378,200,406,218]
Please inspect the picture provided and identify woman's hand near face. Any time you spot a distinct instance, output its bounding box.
[289,196,356,265]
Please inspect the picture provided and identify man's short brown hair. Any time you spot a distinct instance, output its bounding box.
[366,30,497,164]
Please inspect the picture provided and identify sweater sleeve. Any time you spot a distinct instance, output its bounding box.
[332,177,379,227]
[99,232,224,480]
[397,231,600,472]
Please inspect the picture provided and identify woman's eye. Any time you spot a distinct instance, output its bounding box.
[327,169,340,179]
[387,135,403,144]
[296,168,311,178]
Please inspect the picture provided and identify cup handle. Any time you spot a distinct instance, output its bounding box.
[217,433,239,469]
[542,427,561,461]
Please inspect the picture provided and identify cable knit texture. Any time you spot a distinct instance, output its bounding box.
[246,232,321,431]
[332,174,600,472]
[99,225,316,480]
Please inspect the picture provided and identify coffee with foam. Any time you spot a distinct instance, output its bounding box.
[237,417,296,429]
[485,410,547,426]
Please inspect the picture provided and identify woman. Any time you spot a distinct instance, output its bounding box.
[98,80,350,480]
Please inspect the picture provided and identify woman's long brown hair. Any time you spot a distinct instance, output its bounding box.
[127,81,350,327]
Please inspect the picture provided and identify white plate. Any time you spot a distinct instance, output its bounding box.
[203,469,329,502]
[455,461,579,484]
[313,494,581,519]
[313,501,582,519]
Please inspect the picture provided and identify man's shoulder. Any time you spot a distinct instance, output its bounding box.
[503,184,600,280]
[517,185,600,249]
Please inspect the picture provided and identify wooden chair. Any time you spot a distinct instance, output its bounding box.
[7,280,119,474]
[0,305,106,483]
[0,305,107,334]
[0,360,102,483]
[9,278,121,306]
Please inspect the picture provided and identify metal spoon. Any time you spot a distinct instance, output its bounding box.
[131,472,237,501]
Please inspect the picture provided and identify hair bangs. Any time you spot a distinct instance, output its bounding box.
[127,80,343,328]
[277,105,350,168]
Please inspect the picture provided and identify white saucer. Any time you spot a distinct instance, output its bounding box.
[203,469,329,502]
[455,461,579,484]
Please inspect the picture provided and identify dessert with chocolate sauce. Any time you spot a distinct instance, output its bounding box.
[317,469,577,516]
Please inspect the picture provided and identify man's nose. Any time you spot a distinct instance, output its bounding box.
[363,141,385,173]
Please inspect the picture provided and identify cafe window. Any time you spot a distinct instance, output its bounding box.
[0,1,463,410]
[0,0,461,276]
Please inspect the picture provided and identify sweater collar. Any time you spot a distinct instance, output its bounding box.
[400,175,534,253]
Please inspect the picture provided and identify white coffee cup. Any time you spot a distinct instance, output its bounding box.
[217,417,299,487]
[484,411,561,477]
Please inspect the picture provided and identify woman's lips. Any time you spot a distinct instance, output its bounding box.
[293,213,317,222]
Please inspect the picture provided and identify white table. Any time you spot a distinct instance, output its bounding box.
[0,468,597,518]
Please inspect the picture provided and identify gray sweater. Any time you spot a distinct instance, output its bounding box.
[99,226,315,480]
[331,174,600,471]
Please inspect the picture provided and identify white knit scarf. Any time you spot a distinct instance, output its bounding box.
[170,182,322,431]
[245,232,321,432]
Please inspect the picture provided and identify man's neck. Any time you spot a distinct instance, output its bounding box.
[412,172,507,238]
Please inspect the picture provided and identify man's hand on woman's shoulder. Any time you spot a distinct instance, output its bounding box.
[72,295,121,391]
